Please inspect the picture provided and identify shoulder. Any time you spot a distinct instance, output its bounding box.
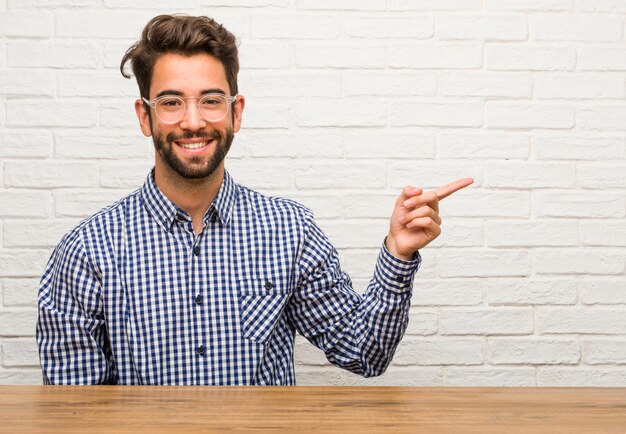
[235,184,314,226]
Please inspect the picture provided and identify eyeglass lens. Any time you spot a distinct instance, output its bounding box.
[155,95,230,123]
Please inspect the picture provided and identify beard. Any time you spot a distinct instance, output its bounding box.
[152,127,234,180]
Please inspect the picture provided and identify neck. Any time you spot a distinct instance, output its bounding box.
[154,162,224,234]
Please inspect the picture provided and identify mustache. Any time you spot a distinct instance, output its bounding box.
[166,130,223,142]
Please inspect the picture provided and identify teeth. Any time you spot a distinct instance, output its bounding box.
[178,141,209,149]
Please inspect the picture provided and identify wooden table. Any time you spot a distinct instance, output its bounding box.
[1,386,625,433]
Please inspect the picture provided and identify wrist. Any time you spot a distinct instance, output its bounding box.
[385,235,414,261]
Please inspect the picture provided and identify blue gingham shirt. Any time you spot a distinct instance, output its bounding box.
[37,170,420,385]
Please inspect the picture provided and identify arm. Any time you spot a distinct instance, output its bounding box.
[36,230,116,385]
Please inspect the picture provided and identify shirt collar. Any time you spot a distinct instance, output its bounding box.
[140,169,238,231]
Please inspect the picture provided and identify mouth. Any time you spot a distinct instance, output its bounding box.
[174,138,215,153]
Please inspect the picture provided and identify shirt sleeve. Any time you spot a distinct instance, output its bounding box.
[288,216,420,378]
[36,230,117,385]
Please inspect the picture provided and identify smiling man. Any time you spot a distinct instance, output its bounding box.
[36,15,473,385]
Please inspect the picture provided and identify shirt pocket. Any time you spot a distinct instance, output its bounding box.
[238,278,290,344]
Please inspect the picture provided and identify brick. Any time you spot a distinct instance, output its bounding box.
[538,368,626,386]
[239,42,294,69]
[54,131,149,160]
[56,11,148,39]
[578,163,626,189]
[0,250,50,277]
[534,135,625,160]
[251,15,340,39]
[534,73,624,99]
[486,0,572,10]
[389,102,483,127]
[344,16,434,39]
[583,339,626,364]
[104,0,196,6]
[99,102,140,129]
[486,44,576,71]
[440,308,533,335]
[283,193,341,220]
[0,10,52,37]
[239,131,343,159]
[0,130,52,158]
[486,162,575,188]
[444,191,531,218]
[390,0,482,10]
[7,41,98,68]
[5,161,99,188]
[297,44,386,69]
[439,72,531,97]
[486,103,575,129]
[1,278,39,307]
[406,311,438,336]
[533,15,622,42]
[105,42,137,70]
[295,366,444,386]
[295,337,331,366]
[297,0,385,10]
[490,337,580,364]
[538,307,626,334]
[445,368,535,386]
[197,0,288,5]
[342,71,437,97]
[580,221,626,246]
[486,220,578,247]
[0,191,52,218]
[344,133,436,160]
[55,189,133,218]
[578,106,626,131]
[343,194,396,219]
[411,280,484,306]
[1,338,38,367]
[57,70,137,97]
[579,47,626,71]
[536,191,624,218]
[241,100,292,129]
[1,69,56,97]
[486,279,577,305]
[4,220,77,248]
[437,14,527,40]
[8,0,93,6]
[438,250,531,278]
[389,43,482,69]
[225,160,294,191]
[0,310,36,336]
[0,369,41,385]
[427,220,483,248]
[438,133,530,159]
[340,249,380,279]
[7,100,98,128]
[295,99,385,127]
[580,279,626,305]
[318,220,389,248]
[578,0,626,11]
[535,249,625,275]
[389,161,482,190]
[239,71,341,97]
[99,163,151,189]
[393,337,484,366]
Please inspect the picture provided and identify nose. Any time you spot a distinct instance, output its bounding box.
[179,100,207,131]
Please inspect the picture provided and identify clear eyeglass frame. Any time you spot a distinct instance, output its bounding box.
[142,93,238,124]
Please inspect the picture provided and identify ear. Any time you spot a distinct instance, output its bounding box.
[135,99,152,137]
[232,95,245,133]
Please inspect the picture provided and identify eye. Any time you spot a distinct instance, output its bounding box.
[159,97,183,108]
[200,95,225,106]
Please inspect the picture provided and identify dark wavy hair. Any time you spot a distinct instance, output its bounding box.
[120,14,239,100]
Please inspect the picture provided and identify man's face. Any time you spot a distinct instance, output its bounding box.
[135,52,244,180]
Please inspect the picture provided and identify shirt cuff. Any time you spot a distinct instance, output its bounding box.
[373,238,421,294]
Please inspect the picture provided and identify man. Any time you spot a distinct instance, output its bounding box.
[36,14,473,385]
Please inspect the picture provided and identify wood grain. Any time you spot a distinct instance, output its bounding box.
[1,386,625,433]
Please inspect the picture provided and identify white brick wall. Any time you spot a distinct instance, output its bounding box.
[1,1,625,387]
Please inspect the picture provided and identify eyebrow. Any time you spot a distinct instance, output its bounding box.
[155,88,228,98]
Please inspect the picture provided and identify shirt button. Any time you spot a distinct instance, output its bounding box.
[395,276,405,283]
[264,281,273,290]
[195,294,203,305]
[197,345,206,356]
[193,246,200,256]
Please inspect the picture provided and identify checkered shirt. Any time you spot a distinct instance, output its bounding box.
[36,170,420,385]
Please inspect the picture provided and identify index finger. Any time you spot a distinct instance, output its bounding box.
[435,178,474,201]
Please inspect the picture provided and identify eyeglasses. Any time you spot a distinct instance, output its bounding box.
[142,93,238,124]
